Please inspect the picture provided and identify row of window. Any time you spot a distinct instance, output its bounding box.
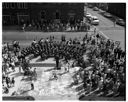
[3,3,28,9]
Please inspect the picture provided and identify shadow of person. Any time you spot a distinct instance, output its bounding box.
[20,89,31,95]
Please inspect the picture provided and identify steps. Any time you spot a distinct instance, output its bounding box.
[28,56,56,67]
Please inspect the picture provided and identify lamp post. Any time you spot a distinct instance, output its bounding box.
[86,4,88,15]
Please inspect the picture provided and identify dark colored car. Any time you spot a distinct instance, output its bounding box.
[116,19,125,26]
[104,12,112,18]
[99,9,106,15]
[93,7,99,11]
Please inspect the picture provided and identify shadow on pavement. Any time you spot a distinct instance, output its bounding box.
[36,57,43,62]
[3,96,35,100]
[44,67,56,72]
[79,95,125,101]
[58,71,67,76]
[21,77,32,82]
[10,72,23,78]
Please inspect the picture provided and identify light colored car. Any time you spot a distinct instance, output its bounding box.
[85,13,93,21]
[91,16,99,25]
[85,13,92,18]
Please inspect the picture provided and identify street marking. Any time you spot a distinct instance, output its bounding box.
[85,88,99,96]
[99,31,109,39]
[93,26,109,39]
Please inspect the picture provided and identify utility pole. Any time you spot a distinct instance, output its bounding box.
[98,3,101,10]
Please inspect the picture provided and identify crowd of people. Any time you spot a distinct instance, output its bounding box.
[20,31,125,97]
[2,41,19,94]
[21,19,90,32]
[2,40,36,94]
[2,31,125,97]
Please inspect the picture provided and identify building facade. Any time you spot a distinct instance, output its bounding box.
[108,3,126,20]
[2,3,84,25]
[2,3,30,25]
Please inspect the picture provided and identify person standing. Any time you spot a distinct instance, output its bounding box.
[11,77,15,87]
[6,76,10,88]
[54,47,60,70]
[114,18,117,27]
[94,27,96,35]
[19,59,22,73]
[22,23,26,32]
[31,81,34,90]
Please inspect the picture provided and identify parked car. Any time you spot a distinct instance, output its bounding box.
[88,4,93,8]
[116,18,125,26]
[85,13,93,22]
[93,7,99,11]
[85,13,92,18]
[91,16,99,25]
[104,12,112,18]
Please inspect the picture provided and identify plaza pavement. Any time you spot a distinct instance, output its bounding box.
[3,57,83,100]
[3,56,125,100]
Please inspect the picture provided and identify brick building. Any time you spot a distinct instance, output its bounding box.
[2,3,84,25]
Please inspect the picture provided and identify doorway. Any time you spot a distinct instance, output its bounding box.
[17,15,29,25]
[3,15,11,25]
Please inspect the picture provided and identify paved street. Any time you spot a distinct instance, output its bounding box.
[2,31,94,49]
[85,7,125,50]
[3,30,125,51]
[85,7,124,28]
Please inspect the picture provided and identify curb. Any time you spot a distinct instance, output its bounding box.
[98,31,109,39]
[92,26,109,40]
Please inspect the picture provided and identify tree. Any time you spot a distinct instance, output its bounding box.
[100,3,108,11]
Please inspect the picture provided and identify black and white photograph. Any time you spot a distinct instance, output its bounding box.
[2,2,126,101]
